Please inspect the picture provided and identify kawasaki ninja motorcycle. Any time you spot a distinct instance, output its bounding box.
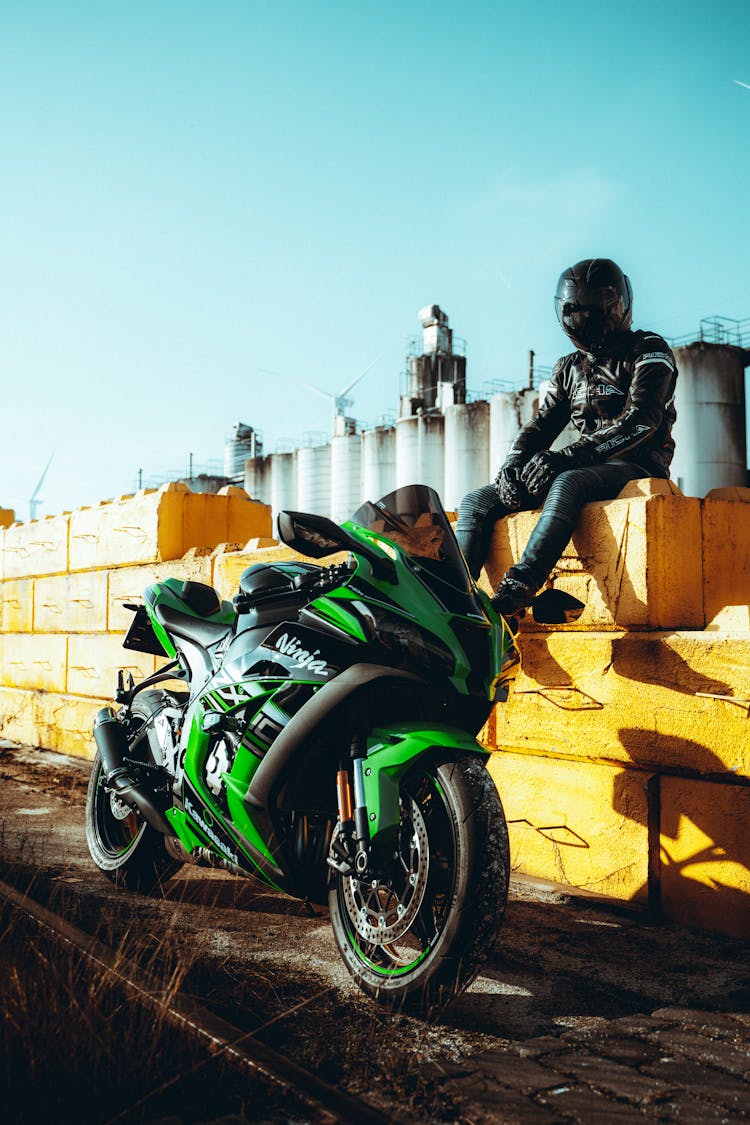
[86,484,577,1010]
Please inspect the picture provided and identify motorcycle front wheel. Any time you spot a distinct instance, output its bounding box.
[329,753,509,1013]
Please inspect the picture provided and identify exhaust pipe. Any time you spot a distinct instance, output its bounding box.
[93,707,174,836]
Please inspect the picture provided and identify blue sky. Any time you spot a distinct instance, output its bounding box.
[1,0,749,518]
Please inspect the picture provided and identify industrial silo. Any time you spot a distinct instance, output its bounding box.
[443,401,490,511]
[224,423,263,483]
[362,424,396,503]
[395,411,445,497]
[296,442,331,517]
[489,389,539,471]
[400,306,467,416]
[330,432,363,523]
[269,451,297,533]
[244,454,271,505]
[671,341,748,497]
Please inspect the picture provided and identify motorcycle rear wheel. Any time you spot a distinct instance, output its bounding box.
[85,692,182,893]
[329,753,509,1013]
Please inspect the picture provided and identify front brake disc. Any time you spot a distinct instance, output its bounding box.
[342,796,430,944]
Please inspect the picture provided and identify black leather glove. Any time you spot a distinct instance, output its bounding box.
[494,458,525,510]
[519,450,568,497]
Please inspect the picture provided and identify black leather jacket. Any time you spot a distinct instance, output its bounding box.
[507,330,677,477]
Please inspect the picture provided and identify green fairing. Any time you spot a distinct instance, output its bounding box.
[340,524,509,698]
[182,702,279,872]
[165,807,206,853]
[308,594,368,641]
[363,722,487,841]
[223,773,279,871]
[151,616,177,659]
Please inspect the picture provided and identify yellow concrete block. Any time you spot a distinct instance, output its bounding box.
[660,776,750,940]
[180,486,272,552]
[0,686,37,745]
[484,479,704,630]
[67,634,156,699]
[2,513,70,579]
[0,686,101,759]
[181,493,226,556]
[33,691,101,760]
[245,537,281,549]
[68,483,188,571]
[0,509,14,529]
[702,489,750,634]
[492,631,750,779]
[0,579,34,632]
[224,487,273,543]
[488,751,652,904]
[0,634,67,692]
[107,548,214,632]
[69,483,273,572]
[34,571,108,633]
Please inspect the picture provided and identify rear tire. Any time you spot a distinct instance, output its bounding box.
[85,692,183,894]
[329,753,509,1013]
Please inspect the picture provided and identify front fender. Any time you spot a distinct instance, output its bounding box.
[363,722,487,842]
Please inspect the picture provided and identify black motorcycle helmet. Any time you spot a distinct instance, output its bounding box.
[554,258,633,354]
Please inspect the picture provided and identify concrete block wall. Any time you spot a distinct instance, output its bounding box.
[0,475,748,938]
[481,481,750,940]
[0,482,271,758]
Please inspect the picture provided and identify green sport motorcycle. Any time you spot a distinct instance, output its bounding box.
[86,484,576,1011]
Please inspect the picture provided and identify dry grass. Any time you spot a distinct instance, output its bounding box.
[0,887,277,1124]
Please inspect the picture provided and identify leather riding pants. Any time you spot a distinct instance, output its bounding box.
[455,460,649,585]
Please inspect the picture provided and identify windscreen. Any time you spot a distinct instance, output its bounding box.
[351,485,473,595]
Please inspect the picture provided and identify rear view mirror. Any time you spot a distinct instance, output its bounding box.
[277,511,346,557]
[278,510,397,581]
[531,588,585,625]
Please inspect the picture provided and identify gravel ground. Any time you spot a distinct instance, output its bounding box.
[0,740,748,1124]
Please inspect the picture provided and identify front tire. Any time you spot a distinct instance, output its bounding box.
[85,692,183,894]
[329,753,509,1012]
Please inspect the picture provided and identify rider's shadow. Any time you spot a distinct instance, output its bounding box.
[616,728,750,939]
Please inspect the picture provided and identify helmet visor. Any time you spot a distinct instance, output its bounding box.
[555,300,609,351]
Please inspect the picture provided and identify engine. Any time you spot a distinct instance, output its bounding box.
[205,734,238,797]
[150,704,184,780]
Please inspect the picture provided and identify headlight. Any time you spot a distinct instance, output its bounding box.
[350,601,454,676]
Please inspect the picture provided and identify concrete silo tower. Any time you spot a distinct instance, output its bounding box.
[670,320,750,496]
[400,305,467,417]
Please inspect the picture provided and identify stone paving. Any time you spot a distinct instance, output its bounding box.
[434,1008,750,1122]
[1,742,748,1124]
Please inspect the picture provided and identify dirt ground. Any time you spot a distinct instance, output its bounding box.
[1,739,748,1124]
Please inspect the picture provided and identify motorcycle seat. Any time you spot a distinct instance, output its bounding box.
[154,604,232,649]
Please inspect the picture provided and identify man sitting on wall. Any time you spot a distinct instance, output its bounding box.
[455,258,678,619]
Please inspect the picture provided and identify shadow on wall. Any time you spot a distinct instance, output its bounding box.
[609,635,732,698]
[616,728,750,939]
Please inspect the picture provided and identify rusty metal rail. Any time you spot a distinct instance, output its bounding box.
[0,875,390,1125]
